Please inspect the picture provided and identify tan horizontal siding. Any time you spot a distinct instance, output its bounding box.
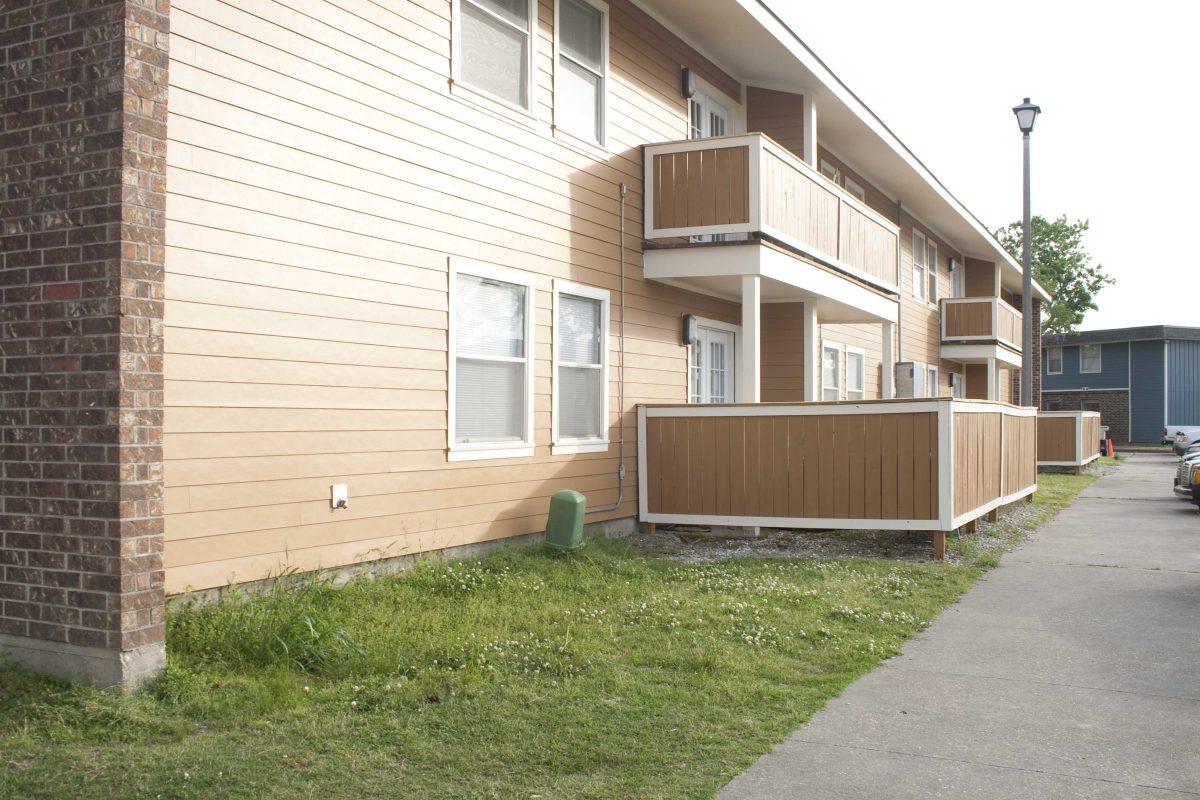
[163,0,741,593]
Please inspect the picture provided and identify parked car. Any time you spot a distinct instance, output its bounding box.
[1171,427,1200,455]
[1173,454,1200,508]
[1161,429,1200,448]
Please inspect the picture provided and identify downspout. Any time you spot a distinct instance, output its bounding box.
[895,199,904,367]
[587,182,628,515]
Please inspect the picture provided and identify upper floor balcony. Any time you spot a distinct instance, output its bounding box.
[642,133,900,296]
[940,296,1023,352]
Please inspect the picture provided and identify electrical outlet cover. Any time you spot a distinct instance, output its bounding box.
[331,483,348,509]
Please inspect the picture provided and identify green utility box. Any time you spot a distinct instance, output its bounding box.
[545,490,586,552]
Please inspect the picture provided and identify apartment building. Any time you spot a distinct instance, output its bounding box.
[1043,326,1200,443]
[2,0,1047,687]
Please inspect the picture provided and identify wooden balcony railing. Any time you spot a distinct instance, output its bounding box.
[940,297,1023,350]
[637,399,1038,556]
[643,133,901,293]
[1037,411,1102,469]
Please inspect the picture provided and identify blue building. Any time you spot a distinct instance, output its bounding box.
[1042,326,1200,443]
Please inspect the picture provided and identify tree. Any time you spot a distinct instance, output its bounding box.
[995,215,1113,335]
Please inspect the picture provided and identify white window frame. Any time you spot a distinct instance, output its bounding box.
[845,345,866,401]
[451,0,538,120]
[1047,345,1063,375]
[951,371,965,399]
[819,158,841,184]
[844,176,866,202]
[912,229,927,301]
[553,0,609,151]
[926,365,939,398]
[552,279,610,455]
[926,240,938,305]
[447,258,537,462]
[1080,343,1102,374]
[821,339,845,401]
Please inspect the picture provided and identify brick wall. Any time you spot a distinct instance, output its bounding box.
[1012,298,1043,408]
[1042,390,1129,443]
[1,0,168,690]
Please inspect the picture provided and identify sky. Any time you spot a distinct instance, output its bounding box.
[774,0,1200,331]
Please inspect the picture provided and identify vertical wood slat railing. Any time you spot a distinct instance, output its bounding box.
[643,133,900,293]
[940,297,1023,350]
[637,399,1038,536]
[1037,411,1102,468]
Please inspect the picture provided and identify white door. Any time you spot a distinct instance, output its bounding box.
[689,92,731,244]
[689,325,736,404]
[950,261,966,298]
[689,91,728,140]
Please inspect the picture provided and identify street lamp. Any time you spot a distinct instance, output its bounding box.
[1012,97,1040,407]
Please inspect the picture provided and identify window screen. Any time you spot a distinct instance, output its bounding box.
[912,231,927,300]
[455,272,529,444]
[1080,343,1102,373]
[846,350,865,400]
[556,292,605,441]
[822,345,841,401]
[460,0,532,109]
[557,0,605,143]
[926,241,938,303]
[1047,346,1063,374]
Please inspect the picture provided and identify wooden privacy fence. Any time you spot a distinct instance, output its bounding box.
[1037,411,1102,469]
[637,399,1038,555]
[643,133,900,292]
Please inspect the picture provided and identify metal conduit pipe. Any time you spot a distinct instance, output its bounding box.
[586,182,628,515]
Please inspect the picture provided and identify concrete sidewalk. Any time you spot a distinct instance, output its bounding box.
[720,454,1200,799]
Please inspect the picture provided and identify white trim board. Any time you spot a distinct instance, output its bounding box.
[641,400,1038,418]
[949,484,1037,530]
[1038,454,1101,468]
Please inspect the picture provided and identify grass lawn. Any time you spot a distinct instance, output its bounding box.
[0,463,1112,800]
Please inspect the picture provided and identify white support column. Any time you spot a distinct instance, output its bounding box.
[803,301,819,401]
[740,275,761,403]
[987,357,998,401]
[881,320,895,398]
[802,92,818,168]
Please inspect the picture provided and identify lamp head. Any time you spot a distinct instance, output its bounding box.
[1012,97,1041,134]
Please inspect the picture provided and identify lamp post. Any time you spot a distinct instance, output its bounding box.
[1012,97,1040,407]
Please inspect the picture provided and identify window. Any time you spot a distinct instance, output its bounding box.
[552,281,609,453]
[1047,345,1063,375]
[844,177,866,202]
[449,260,536,460]
[926,240,938,303]
[822,341,843,401]
[926,365,939,397]
[454,0,536,112]
[818,159,840,183]
[1082,399,1102,413]
[846,347,865,400]
[912,230,927,301]
[951,372,964,399]
[555,0,608,146]
[1080,343,1102,374]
